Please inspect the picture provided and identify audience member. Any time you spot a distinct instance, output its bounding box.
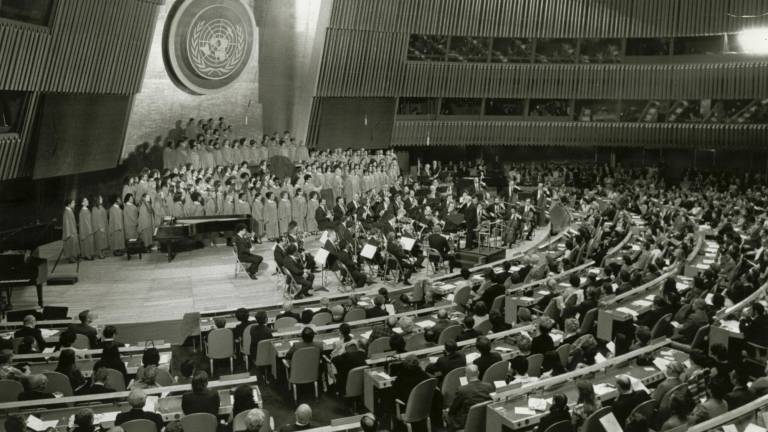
[425,340,466,379]
[182,371,220,416]
[279,404,314,431]
[535,393,572,432]
[447,364,493,430]
[115,389,164,431]
[612,375,651,426]
[286,327,323,362]
[473,336,502,379]
[231,384,258,419]
[68,310,99,348]
[13,315,46,353]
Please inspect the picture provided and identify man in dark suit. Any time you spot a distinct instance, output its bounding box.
[726,369,755,409]
[447,364,493,430]
[673,299,710,344]
[611,375,650,427]
[365,295,388,319]
[425,340,466,380]
[472,336,502,379]
[249,311,274,359]
[637,295,672,330]
[332,342,367,394]
[333,197,346,223]
[740,302,768,347]
[283,244,315,299]
[456,316,479,342]
[346,194,361,218]
[276,301,301,322]
[115,389,164,431]
[385,232,414,285]
[315,198,333,231]
[324,230,367,287]
[17,374,55,401]
[98,326,125,350]
[273,235,287,269]
[235,224,262,279]
[13,315,46,353]
[464,196,479,249]
[76,368,115,395]
[427,226,457,272]
[182,371,220,416]
[431,309,459,335]
[68,310,98,349]
[391,355,430,405]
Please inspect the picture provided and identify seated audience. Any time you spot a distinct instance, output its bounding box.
[425,340,466,379]
[115,389,164,431]
[73,408,99,432]
[473,336,502,379]
[456,316,479,342]
[572,380,602,429]
[432,309,459,335]
[231,384,259,419]
[19,374,54,400]
[279,404,315,431]
[245,409,267,432]
[182,371,220,416]
[332,341,367,394]
[535,393,572,432]
[13,315,46,353]
[0,350,27,381]
[612,375,651,427]
[130,365,160,390]
[77,368,114,395]
[447,364,493,430]
[660,392,693,431]
[93,344,128,386]
[249,311,274,360]
[531,317,555,355]
[55,348,86,391]
[99,325,124,349]
[286,327,323,362]
[740,302,768,346]
[392,355,430,404]
[276,301,300,322]
[726,368,755,409]
[369,316,398,343]
[68,310,99,348]
[365,295,388,318]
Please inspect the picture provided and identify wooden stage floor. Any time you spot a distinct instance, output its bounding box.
[8,229,548,324]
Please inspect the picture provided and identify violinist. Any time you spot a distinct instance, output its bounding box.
[385,231,414,285]
[346,193,362,218]
[323,230,367,288]
[234,223,262,280]
[504,206,523,247]
[286,221,317,273]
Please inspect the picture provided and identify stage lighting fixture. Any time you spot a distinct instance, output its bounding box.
[737,28,768,54]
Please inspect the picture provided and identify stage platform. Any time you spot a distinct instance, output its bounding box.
[4,227,549,324]
[455,246,508,267]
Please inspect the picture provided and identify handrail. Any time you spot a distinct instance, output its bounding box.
[719,279,768,320]
[505,260,596,295]
[604,267,679,306]
[685,231,705,263]
[0,375,257,411]
[492,338,671,401]
[688,390,768,432]
[365,324,535,366]
[11,343,173,362]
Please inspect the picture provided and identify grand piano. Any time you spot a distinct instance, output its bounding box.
[155,215,253,262]
[0,221,60,308]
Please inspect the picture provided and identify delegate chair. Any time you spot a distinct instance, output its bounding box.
[526,353,544,377]
[395,378,437,432]
[73,334,90,350]
[650,313,673,339]
[0,379,23,402]
[207,328,235,374]
[274,316,298,331]
[103,367,126,391]
[344,307,366,322]
[254,339,275,382]
[556,343,571,369]
[461,401,489,432]
[181,413,217,432]
[344,365,367,413]
[582,406,613,432]
[543,420,573,432]
[43,371,74,396]
[367,337,391,355]
[121,419,158,432]
[286,347,322,403]
[241,323,256,366]
[482,360,508,384]
[405,333,426,351]
[453,285,472,312]
[310,312,332,326]
[441,367,465,409]
[438,325,463,345]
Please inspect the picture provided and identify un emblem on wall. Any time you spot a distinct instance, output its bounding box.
[163,0,255,95]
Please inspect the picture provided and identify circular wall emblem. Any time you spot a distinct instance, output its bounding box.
[163,0,255,95]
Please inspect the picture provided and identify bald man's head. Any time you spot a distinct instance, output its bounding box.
[295,404,312,426]
[465,364,480,381]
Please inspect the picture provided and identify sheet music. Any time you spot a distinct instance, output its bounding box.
[315,248,329,266]
[400,237,415,251]
[360,244,377,259]
[598,412,623,432]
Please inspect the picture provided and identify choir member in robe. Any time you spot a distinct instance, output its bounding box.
[343,173,354,203]
[292,189,307,233]
[263,192,279,241]
[137,193,155,249]
[295,140,309,162]
[91,196,108,259]
[152,189,168,226]
[78,198,95,260]
[277,191,292,235]
[123,194,139,241]
[163,141,176,170]
[108,196,125,253]
[251,192,264,243]
[171,195,185,218]
[62,199,80,263]
[306,192,319,233]
[234,192,251,215]
[203,191,217,216]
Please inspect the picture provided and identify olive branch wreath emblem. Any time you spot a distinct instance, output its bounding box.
[188,19,246,79]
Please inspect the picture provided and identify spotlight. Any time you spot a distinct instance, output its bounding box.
[737,28,768,54]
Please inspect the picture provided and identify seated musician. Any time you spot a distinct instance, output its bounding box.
[283,244,315,299]
[521,198,537,240]
[385,231,414,285]
[286,221,317,272]
[323,230,367,288]
[234,224,262,280]
[427,225,457,272]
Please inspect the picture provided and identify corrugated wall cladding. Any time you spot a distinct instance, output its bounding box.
[0,0,160,94]
[0,0,161,179]
[319,41,768,99]
[391,121,768,148]
[329,0,768,37]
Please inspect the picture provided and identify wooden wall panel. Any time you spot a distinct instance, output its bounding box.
[391,120,768,148]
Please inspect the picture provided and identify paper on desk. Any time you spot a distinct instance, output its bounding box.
[392,327,403,334]
[27,415,59,432]
[465,352,481,363]
[428,356,438,364]
[416,320,436,329]
[627,375,649,393]
[594,352,607,364]
[357,301,369,307]
[675,282,688,291]
[616,307,639,317]
[289,340,297,346]
[385,304,396,315]
[550,332,563,345]
[538,290,550,295]
[375,371,393,380]
[745,424,767,432]
[493,380,507,389]
[360,330,372,340]
[702,258,715,265]
[514,407,537,416]
[528,397,551,412]
[653,358,671,374]
[705,293,714,305]
[593,383,614,395]
[722,425,738,432]
[144,395,158,412]
[40,328,59,338]
[631,300,652,308]
[606,341,615,354]
[160,353,171,365]
[496,346,513,353]
[459,376,468,386]
[598,412,623,432]
[324,337,340,346]
[645,294,656,301]
[94,412,119,424]
[720,320,741,333]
